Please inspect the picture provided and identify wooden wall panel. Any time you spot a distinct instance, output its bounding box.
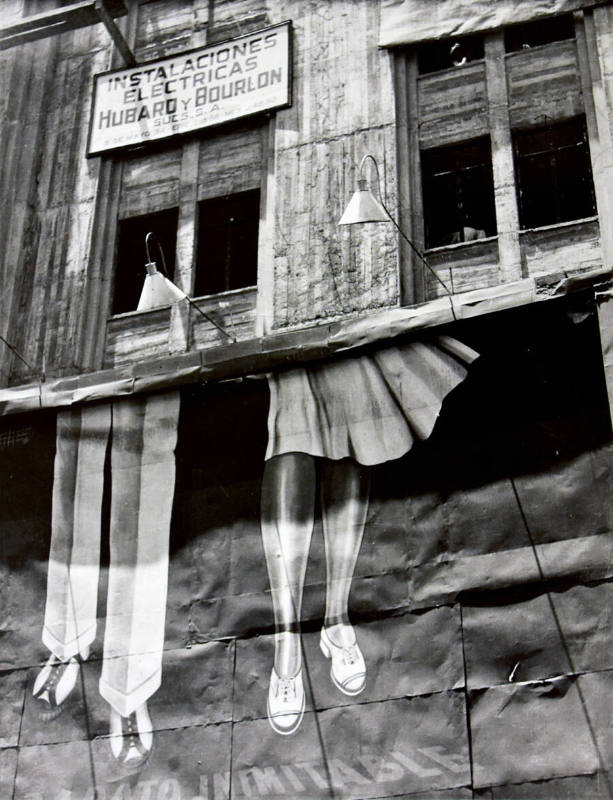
[10,40,111,384]
[507,41,584,128]
[0,12,114,384]
[269,0,399,329]
[207,0,269,42]
[418,64,488,149]
[263,0,394,149]
[197,122,264,200]
[0,1,24,22]
[134,0,200,60]
[520,220,602,277]
[104,307,172,366]
[119,146,182,218]
[272,124,399,329]
[425,240,500,297]
[190,288,257,348]
[104,289,258,365]
[0,39,58,385]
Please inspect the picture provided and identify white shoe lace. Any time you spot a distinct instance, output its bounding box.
[277,677,297,703]
[340,644,359,666]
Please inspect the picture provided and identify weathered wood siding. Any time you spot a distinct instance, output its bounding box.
[2,1,612,383]
[119,146,183,219]
[104,289,258,366]
[425,239,500,297]
[196,123,264,201]
[105,306,172,366]
[520,220,602,277]
[267,0,399,330]
[417,64,488,148]
[0,20,112,385]
[507,41,584,128]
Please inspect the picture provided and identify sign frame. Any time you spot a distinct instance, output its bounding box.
[86,20,292,157]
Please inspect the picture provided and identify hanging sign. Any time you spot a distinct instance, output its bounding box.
[87,21,291,156]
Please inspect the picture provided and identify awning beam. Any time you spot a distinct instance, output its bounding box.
[0,0,135,66]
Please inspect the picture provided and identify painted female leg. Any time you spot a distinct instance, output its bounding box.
[320,458,370,695]
[260,452,316,734]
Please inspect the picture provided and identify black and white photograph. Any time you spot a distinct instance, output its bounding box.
[0,1,612,798]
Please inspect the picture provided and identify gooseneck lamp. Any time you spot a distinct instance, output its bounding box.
[138,232,236,342]
[338,154,455,314]
[137,233,186,310]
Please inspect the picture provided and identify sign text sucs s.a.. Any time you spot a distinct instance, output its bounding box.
[87,21,291,156]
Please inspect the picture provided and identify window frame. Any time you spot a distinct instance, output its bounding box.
[512,116,596,231]
[193,188,261,299]
[394,12,600,305]
[421,135,497,250]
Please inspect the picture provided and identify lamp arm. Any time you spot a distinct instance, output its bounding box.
[183,295,236,342]
[357,155,455,316]
[386,207,457,321]
[0,334,36,372]
[358,153,382,188]
[143,231,235,341]
[145,231,168,275]
[380,199,454,298]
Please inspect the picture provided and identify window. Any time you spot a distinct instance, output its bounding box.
[113,208,178,315]
[421,137,496,249]
[513,117,596,230]
[504,14,575,53]
[417,34,484,74]
[393,9,605,304]
[194,189,260,297]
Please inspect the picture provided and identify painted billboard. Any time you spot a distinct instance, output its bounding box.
[1,300,612,799]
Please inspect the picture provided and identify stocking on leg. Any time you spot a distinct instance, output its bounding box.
[320,458,370,695]
[261,452,316,675]
[260,453,315,734]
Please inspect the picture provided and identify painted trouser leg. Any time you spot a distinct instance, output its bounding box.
[99,390,180,718]
[42,404,111,661]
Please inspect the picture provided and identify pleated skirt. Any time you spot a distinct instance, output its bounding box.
[265,335,479,466]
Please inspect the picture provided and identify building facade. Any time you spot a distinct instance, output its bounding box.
[0,1,612,798]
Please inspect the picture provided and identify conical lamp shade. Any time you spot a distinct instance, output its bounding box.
[137,262,186,311]
[338,182,389,225]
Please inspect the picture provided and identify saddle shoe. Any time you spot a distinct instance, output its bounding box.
[32,651,87,721]
[109,702,154,770]
[320,626,366,696]
[267,667,305,736]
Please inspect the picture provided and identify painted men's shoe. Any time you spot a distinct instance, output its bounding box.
[109,702,154,770]
[267,667,305,736]
[320,626,366,696]
[32,652,84,720]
